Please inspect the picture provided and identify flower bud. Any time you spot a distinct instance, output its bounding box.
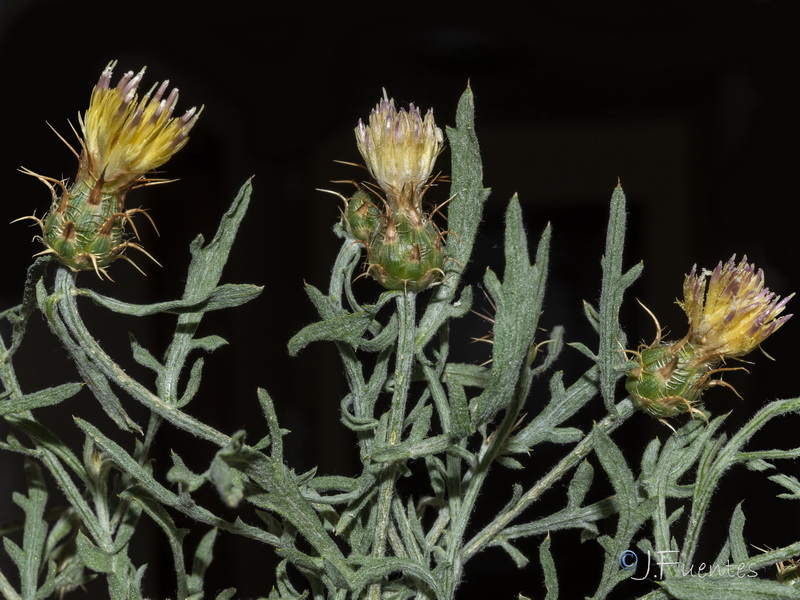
[776,557,800,586]
[366,210,445,293]
[626,341,713,420]
[343,186,382,244]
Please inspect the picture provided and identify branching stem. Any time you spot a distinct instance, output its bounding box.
[463,400,634,562]
[369,291,416,600]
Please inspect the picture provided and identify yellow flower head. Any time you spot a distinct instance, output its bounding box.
[78,61,201,190]
[355,92,443,210]
[681,255,794,358]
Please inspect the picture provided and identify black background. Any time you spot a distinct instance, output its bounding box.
[1,2,798,598]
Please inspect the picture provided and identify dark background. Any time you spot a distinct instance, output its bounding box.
[1,2,798,598]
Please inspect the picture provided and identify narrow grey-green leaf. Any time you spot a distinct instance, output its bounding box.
[728,503,748,565]
[257,388,284,462]
[0,383,83,416]
[129,333,163,373]
[288,311,373,356]
[538,427,583,445]
[16,461,49,598]
[598,184,641,413]
[304,282,346,321]
[178,358,205,408]
[739,448,800,462]
[75,418,280,548]
[209,436,249,509]
[567,460,594,509]
[768,473,800,499]
[512,368,599,448]
[83,283,262,316]
[3,539,23,570]
[10,419,86,483]
[225,451,354,584]
[407,404,433,444]
[539,534,559,600]
[445,85,490,272]
[639,438,662,485]
[184,181,254,302]
[348,556,439,597]
[496,456,525,470]
[167,453,207,493]
[444,363,490,389]
[39,274,139,433]
[683,397,800,566]
[530,325,564,376]
[75,531,113,574]
[123,490,190,600]
[483,267,502,306]
[359,313,399,352]
[568,341,597,361]
[583,300,600,333]
[390,497,423,563]
[446,378,472,438]
[500,497,617,541]
[592,425,643,594]
[192,335,229,353]
[370,435,451,463]
[471,202,548,426]
[498,540,528,568]
[2,257,50,361]
[416,84,489,350]
[335,485,378,536]
[663,575,800,599]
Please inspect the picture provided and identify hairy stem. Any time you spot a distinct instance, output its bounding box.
[463,399,634,562]
[53,267,230,447]
[369,291,416,600]
[681,397,800,566]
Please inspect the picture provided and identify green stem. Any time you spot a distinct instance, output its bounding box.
[53,268,230,447]
[93,476,113,539]
[329,238,362,312]
[328,241,376,455]
[440,366,533,599]
[1,327,108,548]
[681,397,800,566]
[387,292,416,445]
[156,279,204,406]
[1,323,112,598]
[0,336,24,405]
[0,569,21,600]
[462,400,633,562]
[369,291,416,600]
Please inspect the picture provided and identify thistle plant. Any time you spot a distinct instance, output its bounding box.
[2,67,800,600]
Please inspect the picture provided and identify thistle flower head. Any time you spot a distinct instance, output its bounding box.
[681,255,793,358]
[17,61,201,278]
[628,255,794,423]
[355,92,443,209]
[78,61,201,190]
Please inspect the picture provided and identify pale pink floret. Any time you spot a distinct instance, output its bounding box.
[681,255,794,358]
[354,92,444,209]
